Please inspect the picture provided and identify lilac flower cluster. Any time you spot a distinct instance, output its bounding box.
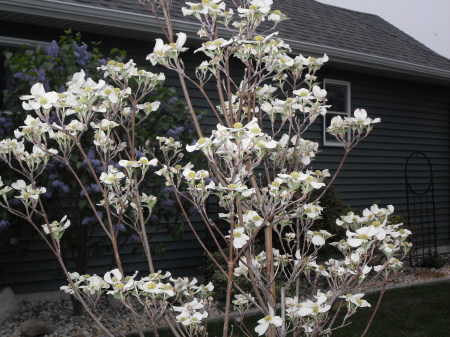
[83,149,103,173]
[161,186,175,194]
[114,223,126,232]
[80,183,102,196]
[130,234,141,243]
[13,67,49,91]
[8,198,21,206]
[166,126,185,139]
[160,199,174,208]
[135,150,145,160]
[37,67,47,86]
[52,180,70,194]
[81,211,103,226]
[40,161,73,197]
[149,214,159,223]
[73,41,92,67]
[13,72,36,82]
[189,205,199,216]
[45,40,59,57]
[0,219,10,232]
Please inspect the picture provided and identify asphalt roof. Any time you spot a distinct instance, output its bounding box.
[52,0,450,72]
[1,0,449,75]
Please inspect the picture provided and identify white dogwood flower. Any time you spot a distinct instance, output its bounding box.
[255,307,282,336]
[176,32,187,50]
[119,160,139,169]
[173,298,204,313]
[11,180,27,191]
[234,259,249,277]
[146,33,188,66]
[303,203,323,219]
[353,108,381,126]
[104,269,123,285]
[42,215,71,240]
[100,166,125,185]
[137,101,161,115]
[340,293,371,308]
[233,293,254,308]
[298,291,331,317]
[243,210,264,228]
[20,83,59,110]
[312,85,327,100]
[12,180,46,201]
[307,230,332,246]
[90,119,119,131]
[81,275,110,295]
[227,227,250,249]
[186,137,212,152]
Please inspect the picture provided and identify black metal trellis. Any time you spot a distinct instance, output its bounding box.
[404,151,438,266]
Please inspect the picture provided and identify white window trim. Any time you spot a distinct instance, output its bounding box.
[322,79,351,147]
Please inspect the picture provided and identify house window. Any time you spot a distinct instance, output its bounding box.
[323,79,351,146]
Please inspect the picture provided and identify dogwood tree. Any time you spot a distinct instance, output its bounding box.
[0,0,411,336]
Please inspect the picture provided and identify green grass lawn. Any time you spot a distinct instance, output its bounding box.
[333,281,450,337]
[132,281,450,337]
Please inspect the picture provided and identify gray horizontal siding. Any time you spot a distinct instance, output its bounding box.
[0,220,207,293]
[313,69,449,250]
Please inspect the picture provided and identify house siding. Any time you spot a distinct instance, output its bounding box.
[315,69,450,248]
[0,25,449,293]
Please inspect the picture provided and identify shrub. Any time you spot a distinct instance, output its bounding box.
[0,2,412,337]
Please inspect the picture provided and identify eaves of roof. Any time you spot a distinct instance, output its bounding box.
[0,36,50,47]
[1,0,449,83]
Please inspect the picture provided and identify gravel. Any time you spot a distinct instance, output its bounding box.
[2,265,449,337]
[1,295,223,337]
[359,264,450,293]
[2,297,126,337]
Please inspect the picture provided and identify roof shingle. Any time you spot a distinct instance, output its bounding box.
[3,0,450,72]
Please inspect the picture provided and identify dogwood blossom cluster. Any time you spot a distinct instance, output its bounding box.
[60,268,213,331]
[327,108,381,148]
[186,118,277,158]
[146,33,188,66]
[1,58,163,209]
[283,291,332,334]
[61,268,214,300]
[0,178,47,209]
[226,204,411,335]
[98,59,165,86]
[4,64,163,171]
[333,205,412,274]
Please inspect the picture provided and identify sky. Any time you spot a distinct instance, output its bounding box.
[317,0,450,59]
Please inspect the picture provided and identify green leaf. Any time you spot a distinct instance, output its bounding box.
[3,51,12,60]
[78,199,87,210]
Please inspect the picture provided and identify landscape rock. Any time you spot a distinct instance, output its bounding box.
[21,319,53,337]
[0,287,17,324]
